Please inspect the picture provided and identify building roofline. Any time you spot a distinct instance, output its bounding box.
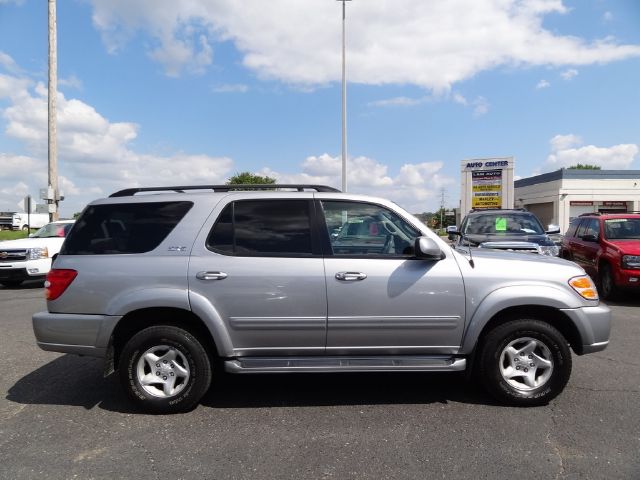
[515,169,640,188]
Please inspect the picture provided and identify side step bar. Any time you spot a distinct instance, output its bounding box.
[225,356,466,374]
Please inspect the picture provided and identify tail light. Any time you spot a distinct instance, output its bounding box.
[45,269,78,300]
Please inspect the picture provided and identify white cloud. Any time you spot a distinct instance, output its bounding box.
[452,93,468,106]
[0,70,233,214]
[59,75,83,90]
[0,63,454,214]
[603,11,613,22]
[544,134,639,170]
[560,68,578,80]
[368,96,425,108]
[536,79,550,89]
[259,154,455,213]
[550,134,582,151]
[472,97,490,117]
[0,51,22,74]
[211,83,249,93]
[89,0,640,89]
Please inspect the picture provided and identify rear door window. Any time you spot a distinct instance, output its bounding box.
[62,202,193,254]
[207,200,313,256]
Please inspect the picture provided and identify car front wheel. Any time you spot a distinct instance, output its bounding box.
[599,263,618,300]
[479,319,572,406]
[119,325,212,414]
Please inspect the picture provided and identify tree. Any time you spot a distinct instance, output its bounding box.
[226,172,276,185]
[567,164,601,170]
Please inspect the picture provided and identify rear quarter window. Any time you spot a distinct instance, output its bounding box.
[61,201,193,255]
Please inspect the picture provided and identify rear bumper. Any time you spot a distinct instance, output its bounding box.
[32,311,121,358]
[560,304,611,355]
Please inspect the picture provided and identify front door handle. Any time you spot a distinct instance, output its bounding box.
[335,272,367,281]
[196,271,228,281]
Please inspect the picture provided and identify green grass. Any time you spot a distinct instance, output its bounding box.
[0,229,34,241]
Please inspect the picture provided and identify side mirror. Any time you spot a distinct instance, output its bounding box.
[28,233,34,238]
[414,236,444,260]
[546,224,561,235]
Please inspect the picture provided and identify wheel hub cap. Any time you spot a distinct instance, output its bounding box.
[499,337,554,392]
[136,345,190,398]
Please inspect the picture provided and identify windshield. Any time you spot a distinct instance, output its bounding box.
[32,222,73,238]
[604,218,640,240]
[463,213,545,235]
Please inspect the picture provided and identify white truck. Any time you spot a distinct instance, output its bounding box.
[0,211,50,230]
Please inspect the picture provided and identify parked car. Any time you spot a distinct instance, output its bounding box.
[0,220,74,287]
[33,185,610,413]
[561,212,640,299]
[457,209,560,256]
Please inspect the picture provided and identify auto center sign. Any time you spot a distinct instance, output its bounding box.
[464,160,510,169]
[460,157,515,213]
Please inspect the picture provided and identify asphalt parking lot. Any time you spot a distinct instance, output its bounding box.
[1,282,639,480]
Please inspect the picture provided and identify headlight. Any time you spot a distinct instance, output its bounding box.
[27,247,49,260]
[569,275,598,301]
[622,255,640,269]
[537,245,560,256]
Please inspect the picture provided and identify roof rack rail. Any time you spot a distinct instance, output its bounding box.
[578,212,601,217]
[110,184,341,197]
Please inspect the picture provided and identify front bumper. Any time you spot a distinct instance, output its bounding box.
[32,311,121,357]
[0,258,52,281]
[560,304,611,354]
[615,268,640,288]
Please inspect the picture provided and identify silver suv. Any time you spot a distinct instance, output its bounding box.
[33,185,611,413]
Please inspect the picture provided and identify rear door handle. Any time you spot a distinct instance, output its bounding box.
[335,272,367,281]
[196,271,228,281]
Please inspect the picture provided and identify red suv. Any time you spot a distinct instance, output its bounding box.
[561,213,640,299]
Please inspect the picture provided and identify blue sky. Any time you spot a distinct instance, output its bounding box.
[1,0,639,216]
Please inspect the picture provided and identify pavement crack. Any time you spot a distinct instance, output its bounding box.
[547,408,567,480]
[591,354,640,368]
[571,385,640,394]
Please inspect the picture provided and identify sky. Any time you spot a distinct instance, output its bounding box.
[0,0,639,216]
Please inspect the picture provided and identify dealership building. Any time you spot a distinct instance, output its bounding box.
[514,169,640,233]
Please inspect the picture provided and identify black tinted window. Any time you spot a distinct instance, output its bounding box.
[565,218,581,238]
[207,200,312,256]
[62,202,192,255]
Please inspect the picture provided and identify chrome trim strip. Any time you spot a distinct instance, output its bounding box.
[229,317,327,330]
[328,316,460,329]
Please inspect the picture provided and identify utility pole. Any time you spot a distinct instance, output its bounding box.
[48,0,59,221]
[337,0,351,192]
[440,188,446,230]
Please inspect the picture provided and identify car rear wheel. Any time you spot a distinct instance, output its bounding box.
[599,263,618,300]
[479,319,572,406]
[119,325,212,414]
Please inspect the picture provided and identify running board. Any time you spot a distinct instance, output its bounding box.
[225,356,466,374]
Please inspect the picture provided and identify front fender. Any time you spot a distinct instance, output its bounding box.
[460,284,591,354]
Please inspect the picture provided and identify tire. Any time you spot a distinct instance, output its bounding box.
[599,263,618,301]
[21,225,29,231]
[0,280,23,288]
[119,325,212,414]
[479,319,572,406]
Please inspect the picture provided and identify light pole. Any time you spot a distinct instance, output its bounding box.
[48,0,59,220]
[337,0,351,192]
